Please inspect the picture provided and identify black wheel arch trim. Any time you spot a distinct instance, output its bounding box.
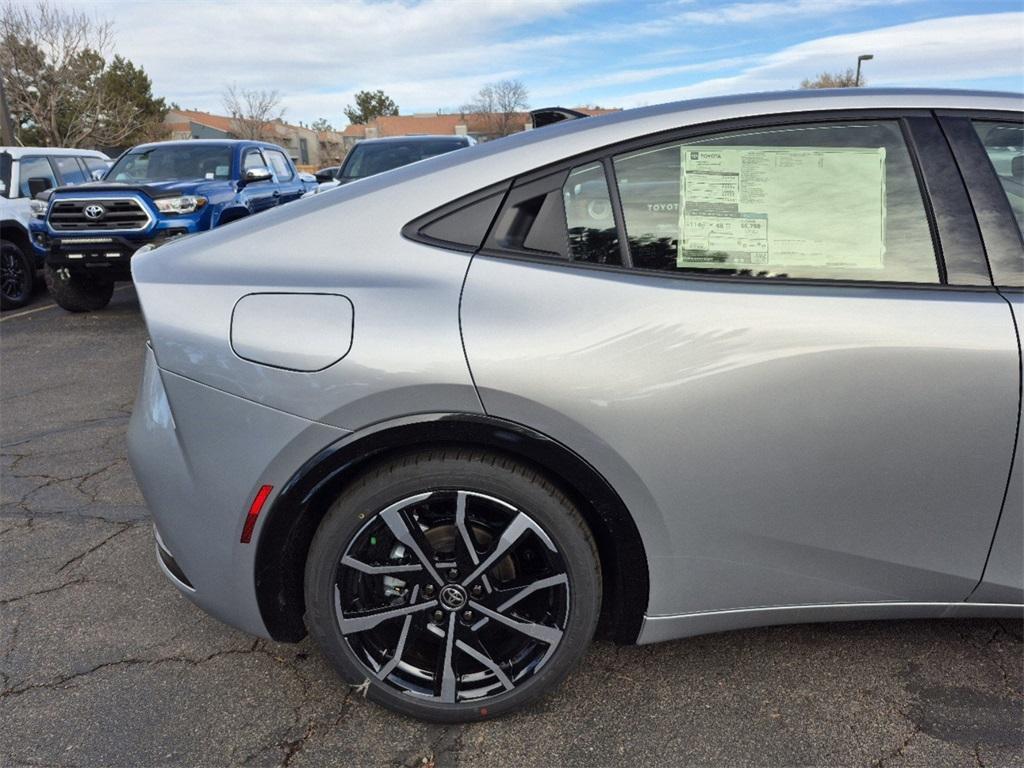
[253,412,650,645]
[1,221,33,254]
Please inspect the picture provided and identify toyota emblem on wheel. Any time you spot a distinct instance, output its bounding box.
[438,584,467,611]
[83,204,106,220]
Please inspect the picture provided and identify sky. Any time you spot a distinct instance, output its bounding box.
[62,0,1024,127]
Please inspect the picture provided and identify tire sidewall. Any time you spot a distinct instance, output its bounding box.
[1,240,34,310]
[303,452,601,722]
[43,263,114,312]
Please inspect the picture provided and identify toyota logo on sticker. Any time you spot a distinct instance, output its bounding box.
[83,204,106,220]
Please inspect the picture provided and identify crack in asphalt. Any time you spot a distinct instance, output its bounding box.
[0,509,147,525]
[0,518,33,539]
[0,641,281,700]
[995,619,1024,643]
[420,724,469,768]
[0,577,90,606]
[2,413,131,449]
[871,708,923,768]
[232,647,358,768]
[55,523,134,573]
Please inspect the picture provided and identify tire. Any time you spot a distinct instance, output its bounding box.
[43,264,114,312]
[304,448,601,722]
[1,239,34,310]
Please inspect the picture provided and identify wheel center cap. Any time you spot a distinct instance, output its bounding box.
[438,584,467,611]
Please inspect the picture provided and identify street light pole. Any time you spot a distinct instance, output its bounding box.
[855,54,874,87]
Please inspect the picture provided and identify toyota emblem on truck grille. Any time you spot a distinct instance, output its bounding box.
[83,204,106,220]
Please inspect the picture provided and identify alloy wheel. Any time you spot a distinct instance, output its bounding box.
[1,245,30,306]
[333,489,570,704]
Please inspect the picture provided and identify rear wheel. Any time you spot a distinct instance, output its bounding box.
[304,449,601,722]
[1,240,34,310]
[44,264,114,312]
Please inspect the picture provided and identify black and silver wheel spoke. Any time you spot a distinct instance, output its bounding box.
[455,638,514,692]
[468,600,563,645]
[438,612,458,702]
[334,586,436,634]
[379,495,444,585]
[340,554,423,576]
[375,585,420,679]
[335,489,570,705]
[454,491,491,593]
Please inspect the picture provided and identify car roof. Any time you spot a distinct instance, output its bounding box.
[289,88,1024,226]
[366,88,1024,188]
[126,139,283,152]
[501,87,1022,151]
[352,135,472,145]
[1,146,110,160]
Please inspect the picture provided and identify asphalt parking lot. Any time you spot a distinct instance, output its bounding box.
[1,284,1022,768]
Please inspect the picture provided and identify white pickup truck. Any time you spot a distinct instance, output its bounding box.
[0,146,110,309]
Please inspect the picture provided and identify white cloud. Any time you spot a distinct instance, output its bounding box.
[60,1,1024,123]
[620,12,1024,106]
[70,0,591,120]
[677,0,917,25]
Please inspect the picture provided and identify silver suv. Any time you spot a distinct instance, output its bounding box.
[128,89,1023,721]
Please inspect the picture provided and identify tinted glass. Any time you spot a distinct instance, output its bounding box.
[18,156,57,197]
[341,139,466,179]
[613,121,938,283]
[243,150,265,170]
[81,156,107,175]
[972,120,1024,238]
[267,150,294,181]
[563,162,620,264]
[109,145,232,181]
[52,155,87,185]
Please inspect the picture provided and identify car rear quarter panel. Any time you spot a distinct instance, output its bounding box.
[132,183,483,431]
[127,346,350,637]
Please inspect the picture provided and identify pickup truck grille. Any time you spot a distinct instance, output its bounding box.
[48,198,151,231]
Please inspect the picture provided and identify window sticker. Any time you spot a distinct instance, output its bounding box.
[677,146,887,270]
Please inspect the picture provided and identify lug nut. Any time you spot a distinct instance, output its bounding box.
[433,610,444,623]
[462,610,474,621]
[423,584,435,598]
[447,568,459,581]
[470,584,482,597]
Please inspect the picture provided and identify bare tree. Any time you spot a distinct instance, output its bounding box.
[0,1,151,146]
[222,84,285,140]
[800,68,862,89]
[462,79,529,138]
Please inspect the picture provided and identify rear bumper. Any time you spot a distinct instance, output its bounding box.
[127,345,350,639]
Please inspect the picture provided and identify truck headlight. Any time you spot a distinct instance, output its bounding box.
[154,195,207,214]
[30,199,47,219]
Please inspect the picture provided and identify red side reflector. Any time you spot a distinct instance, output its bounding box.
[241,484,273,544]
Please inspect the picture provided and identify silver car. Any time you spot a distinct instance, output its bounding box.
[128,89,1023,722]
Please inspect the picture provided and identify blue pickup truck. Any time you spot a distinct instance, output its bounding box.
[32,139,316,311]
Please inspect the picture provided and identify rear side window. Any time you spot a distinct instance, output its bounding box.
[342,139,466,180]
[612,121,939,283]
[52,155,88,185]
[972,120,1024,237]
[81,156,107,176]
[266,150,294,181]
[18,156,57,197]
[563,162,620,264]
